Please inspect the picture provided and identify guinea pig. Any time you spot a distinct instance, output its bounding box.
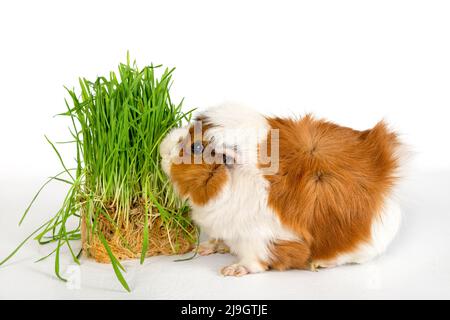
[159,104,403,276]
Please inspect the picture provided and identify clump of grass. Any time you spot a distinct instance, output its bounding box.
[0,54,197,292]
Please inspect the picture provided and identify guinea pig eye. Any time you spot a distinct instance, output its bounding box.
[191,141,204,154]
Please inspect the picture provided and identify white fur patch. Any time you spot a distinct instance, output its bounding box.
[191,165,298,272]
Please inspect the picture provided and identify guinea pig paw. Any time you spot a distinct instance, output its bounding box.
[197,245,216,256]
[216,241,230,254]
[309,261,336,271]
[196,240,230,256]
[220,264,249,277]
[196,241,218,256]
[309,262,320,272]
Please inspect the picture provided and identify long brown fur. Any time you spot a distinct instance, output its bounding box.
[264,115,401,270]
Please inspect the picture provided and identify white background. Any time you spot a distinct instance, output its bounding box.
[0,0,449,299]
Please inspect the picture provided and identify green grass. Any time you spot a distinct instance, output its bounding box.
[0,53,197,292]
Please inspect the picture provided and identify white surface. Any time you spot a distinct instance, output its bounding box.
[1,0,450,299]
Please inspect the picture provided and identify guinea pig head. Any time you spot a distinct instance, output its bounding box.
[159,116,236,206]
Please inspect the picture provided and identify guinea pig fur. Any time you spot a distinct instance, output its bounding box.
[159,104,403,276]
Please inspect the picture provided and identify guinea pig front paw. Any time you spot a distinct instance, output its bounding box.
[197,242,217,256]
[220,264,249,277]
[196,239,230,256]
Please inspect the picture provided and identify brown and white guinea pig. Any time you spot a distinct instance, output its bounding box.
[159,104,403,276]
